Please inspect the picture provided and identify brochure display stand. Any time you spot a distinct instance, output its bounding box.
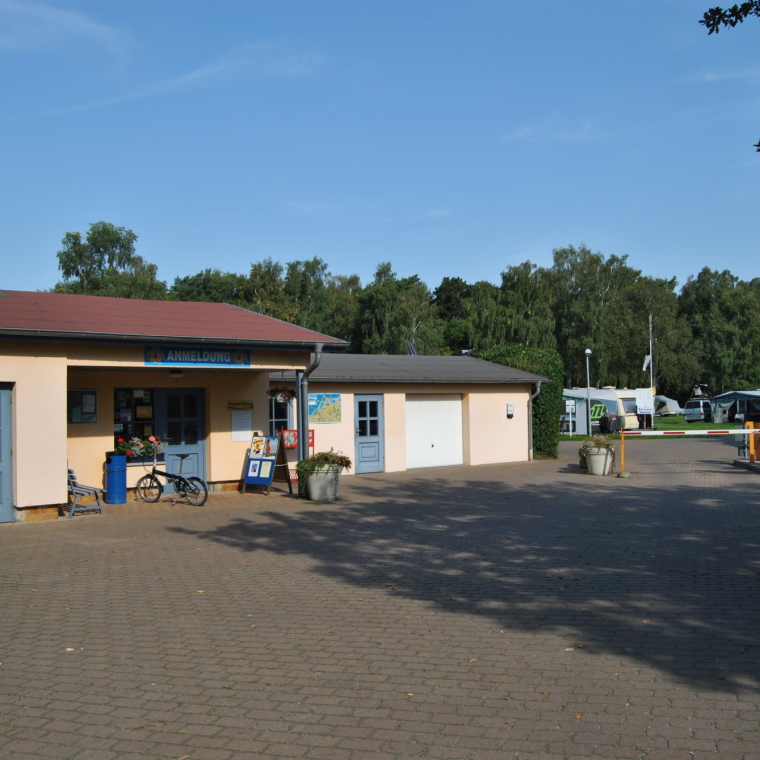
[242,435,282,496]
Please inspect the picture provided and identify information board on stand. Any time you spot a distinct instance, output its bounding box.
[242,435,281,495]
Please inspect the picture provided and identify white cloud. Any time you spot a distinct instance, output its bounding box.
[151,42,324,90]
[13,41,324,117]
[690,65,760,83]
[0,0,128,57]
[280,196,455,223]
[501,116,599,144]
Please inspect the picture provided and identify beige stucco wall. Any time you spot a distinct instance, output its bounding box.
[67,367,274,488]
[462,390,530,465]
[0,340,69,508]
[296,382,532,475]
[0,337,313,513]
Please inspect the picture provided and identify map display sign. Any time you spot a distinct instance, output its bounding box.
[308,393,342,423]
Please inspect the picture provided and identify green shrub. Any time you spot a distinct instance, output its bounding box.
[476,345,564,458]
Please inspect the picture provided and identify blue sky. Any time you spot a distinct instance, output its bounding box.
[1,0,758,293]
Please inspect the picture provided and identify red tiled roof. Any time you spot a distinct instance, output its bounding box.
[0,291,346,347]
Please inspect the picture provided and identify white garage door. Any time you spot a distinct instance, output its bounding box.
[406,394,463,469]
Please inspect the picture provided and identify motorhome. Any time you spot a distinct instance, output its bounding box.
[562,387,648,435]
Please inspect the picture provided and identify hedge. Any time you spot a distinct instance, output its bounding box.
[476,345,564,459]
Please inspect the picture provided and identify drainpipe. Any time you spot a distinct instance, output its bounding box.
[528,380,544,461]
[297,343,323,461]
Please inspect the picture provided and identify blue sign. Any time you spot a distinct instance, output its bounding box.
[145,346,250,367]
[244,436,279,487]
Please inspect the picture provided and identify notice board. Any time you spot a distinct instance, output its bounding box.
[243,435,280,492]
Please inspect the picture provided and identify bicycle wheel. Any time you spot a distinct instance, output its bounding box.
[137,474,163,503]
[185,477,208,506]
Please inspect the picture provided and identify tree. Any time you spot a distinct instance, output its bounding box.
[325,273,363,342]
[604,277,698,398]
[283,258,331,333]
[678,268,760,393]
[170,269,248,305]
[247,258,294,321]
[700,2,760,150]
[500,261,556,349]
[433,276,473,353]
[54,221,166,299]
[549,244,640,387]
[464,280,510,352]
[353,263,442,354]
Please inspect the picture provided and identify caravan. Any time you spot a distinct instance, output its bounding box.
[562,387,650,435]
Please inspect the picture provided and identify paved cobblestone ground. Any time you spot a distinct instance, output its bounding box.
[2,438,760,760]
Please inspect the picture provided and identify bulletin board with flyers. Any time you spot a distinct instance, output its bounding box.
[243,434,294,495]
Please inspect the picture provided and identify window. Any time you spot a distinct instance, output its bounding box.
[269,396,290,436]
[67,390,98,424]
[114,388,155,445]
[621,399,637,414]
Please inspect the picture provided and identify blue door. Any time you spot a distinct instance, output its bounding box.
[155,389,205,492]
[355,395,384,474]
[0,384,13,522]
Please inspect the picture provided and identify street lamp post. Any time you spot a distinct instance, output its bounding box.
[585,349,592,436]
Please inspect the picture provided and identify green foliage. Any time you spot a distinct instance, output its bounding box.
[605,277,697,398]
[325,274,362,342]
[500,261,556,349]
[169,268,249,305]
[54,221,166,299]
[283,257,331,333]
[433,277,472,322]
[550,244,641,388]
[247,258,293,320]
[701,2,760,34]
[678,268,760,394]
[354,263,442,354]
[295,449,352,492]
[476,345,564,459]
[700,2,760,151]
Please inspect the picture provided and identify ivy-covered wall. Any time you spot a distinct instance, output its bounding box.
[476,345,564,459]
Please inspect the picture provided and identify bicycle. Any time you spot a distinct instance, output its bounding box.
[137,452,208,506]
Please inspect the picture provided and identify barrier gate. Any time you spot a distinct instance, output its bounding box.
[617,421,760,476]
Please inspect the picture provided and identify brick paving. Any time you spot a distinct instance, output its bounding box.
[1,437,759,759]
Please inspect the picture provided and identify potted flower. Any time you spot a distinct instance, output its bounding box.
[579,434,616,475]
[295,449,352,502]
[115,436,164,463]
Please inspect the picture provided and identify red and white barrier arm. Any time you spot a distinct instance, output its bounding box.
[623,429,760,436]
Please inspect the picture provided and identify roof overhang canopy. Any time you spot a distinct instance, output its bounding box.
[0,290,348,351]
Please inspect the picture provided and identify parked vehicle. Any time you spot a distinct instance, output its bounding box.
[684,399,712,423]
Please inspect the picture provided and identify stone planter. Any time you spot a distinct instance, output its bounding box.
[306,465,341,502]
[586,448,613,476]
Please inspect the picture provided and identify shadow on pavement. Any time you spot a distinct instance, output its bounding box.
[169,464,760,693]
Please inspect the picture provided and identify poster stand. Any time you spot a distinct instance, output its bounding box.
[241,435,284,496]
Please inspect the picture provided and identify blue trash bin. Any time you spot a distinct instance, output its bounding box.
[104,451,127,505]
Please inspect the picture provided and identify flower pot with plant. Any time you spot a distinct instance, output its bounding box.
[578,434,616,475]
[295,449,352,502]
